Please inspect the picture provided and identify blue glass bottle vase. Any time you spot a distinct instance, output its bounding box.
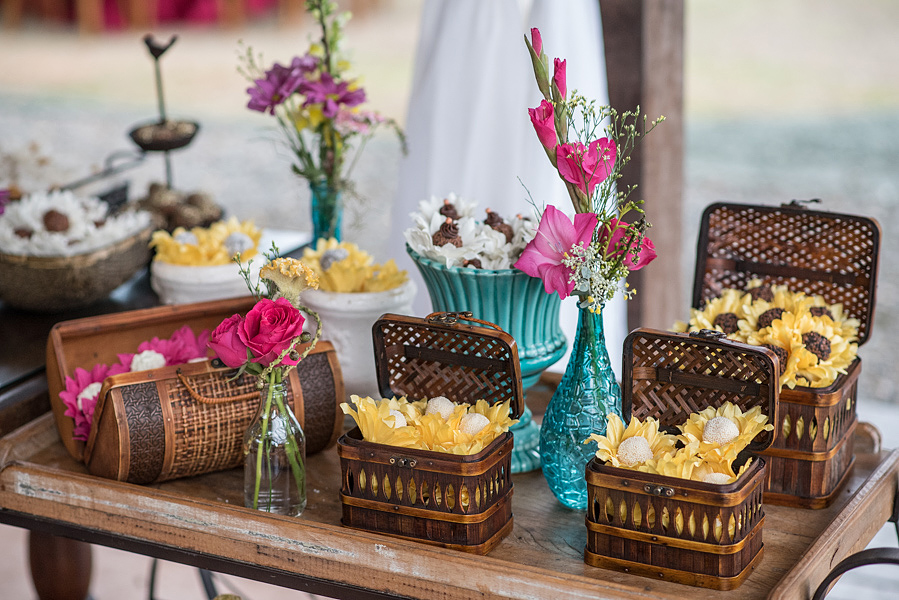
[310,180,343,242]
[539,305,621,510]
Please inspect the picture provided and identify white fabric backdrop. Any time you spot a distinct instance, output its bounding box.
[388,0,627,378]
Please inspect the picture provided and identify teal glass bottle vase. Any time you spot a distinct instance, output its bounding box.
[539,305,621,510]
[309,180,343,242]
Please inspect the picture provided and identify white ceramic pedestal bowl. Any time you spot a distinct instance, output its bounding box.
[150,260,259,305]
[300,279,417,400]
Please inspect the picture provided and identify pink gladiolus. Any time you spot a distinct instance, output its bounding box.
[514,205,597,299]
[530,27,543,56]
[555,138,616,197]
[599,218,657,271]
[528,99,557,149]
[553,58,567,98]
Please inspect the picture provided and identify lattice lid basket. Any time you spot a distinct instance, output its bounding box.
[337,311,524,555]
[693,202,881,508]
[584,328,779,590]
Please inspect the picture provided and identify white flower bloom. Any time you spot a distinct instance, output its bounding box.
[76,382,103,412]
[130,350,166,372]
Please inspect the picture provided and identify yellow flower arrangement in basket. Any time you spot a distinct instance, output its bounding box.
[302,237,408,293]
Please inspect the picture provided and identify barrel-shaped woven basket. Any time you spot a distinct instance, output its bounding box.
[0,225,152,312]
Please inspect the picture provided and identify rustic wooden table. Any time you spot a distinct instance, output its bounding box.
[0,376,896,600]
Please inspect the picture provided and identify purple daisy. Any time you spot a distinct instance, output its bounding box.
[299,73,366,118]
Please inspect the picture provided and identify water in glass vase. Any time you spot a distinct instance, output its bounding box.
[539,305,621,510]
[244,378,306,516]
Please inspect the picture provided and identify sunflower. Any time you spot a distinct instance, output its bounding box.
[790,312,857,388]
[150,217,262,266]
[801,293,861,342]
[673,288,751,339]
[585,414,679,469]
[677,402,772,469]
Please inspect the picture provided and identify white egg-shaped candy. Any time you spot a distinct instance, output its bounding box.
[425,396,455,420]
[702,472,733,485]
[702,416,740,445]
[459,413,490,435]
[617,436,653,467]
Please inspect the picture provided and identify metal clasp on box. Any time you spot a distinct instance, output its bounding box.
[389,456,418,468]
[427,311,473,325]
[644,484,675,497]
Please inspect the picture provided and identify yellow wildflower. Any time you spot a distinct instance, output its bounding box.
[260,257,320,306]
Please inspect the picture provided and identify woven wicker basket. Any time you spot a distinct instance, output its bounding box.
[337,312,524,554]
[584,328,778,590]
[0,225,152,312]
[693,202,880,508]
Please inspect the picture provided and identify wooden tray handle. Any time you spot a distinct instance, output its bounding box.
[175,369,258,405]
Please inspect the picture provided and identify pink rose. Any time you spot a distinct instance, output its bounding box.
[528,99,557,149]
[555,138,616,198]
[208,314,248,368]
[238,297,305,367]
[553,58,567,98]
[530,27,543,56]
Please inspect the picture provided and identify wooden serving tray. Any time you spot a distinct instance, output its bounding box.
[0,405,896,600]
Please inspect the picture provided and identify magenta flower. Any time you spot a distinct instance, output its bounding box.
[59,363,129,441]
[530,27,543,56]
[247,61,306,114]
[600,218,657,271]
[555,138,616,198]
[528,99,557,149]
[514,205,598,299]
[118,326,211,369]
[299,73,366,118]
[0,189,9,216]
[335,108,384,135]
[553,58,567,98]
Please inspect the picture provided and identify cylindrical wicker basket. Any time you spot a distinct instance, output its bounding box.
[0,226,153,312]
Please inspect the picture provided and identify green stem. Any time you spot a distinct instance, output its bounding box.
[272,385,305,498]
[252,370,275,510]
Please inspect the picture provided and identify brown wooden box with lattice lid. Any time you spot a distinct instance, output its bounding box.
[337,312,524,554]
[584,328,778,590]
[46,297,345,484]
[693,202,880,508]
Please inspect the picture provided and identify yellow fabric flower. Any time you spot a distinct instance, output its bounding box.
[737,284,804,336]
[640,445,702,479]
[585,414,679,469]
[677,402,772,467]
[340,395,517,455]
[259,257,320,306]
[150,217,261,266]
[302,238,408,293]
[691,455,755,484]
[676,288,752,339]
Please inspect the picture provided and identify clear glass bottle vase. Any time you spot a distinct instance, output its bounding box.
[310,179,343,242]
[539,305,621,510]
[244,376,306,516]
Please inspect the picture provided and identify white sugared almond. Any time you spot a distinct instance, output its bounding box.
[702,472,733,485]
[617,436,653,467]
[386,409,407,428]
[459,413,490,435]
[702,416,740,445]
[425,396,455,420]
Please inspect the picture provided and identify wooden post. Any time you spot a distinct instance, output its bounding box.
[601,0,684,330]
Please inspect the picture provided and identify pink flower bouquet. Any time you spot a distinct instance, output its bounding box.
[515,28,664,312]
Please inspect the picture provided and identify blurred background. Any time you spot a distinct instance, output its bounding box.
[1,0,898,598]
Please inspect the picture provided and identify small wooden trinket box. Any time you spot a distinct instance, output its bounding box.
[584,328,778,590]
[693,202,880,507]
[337,311,524,554]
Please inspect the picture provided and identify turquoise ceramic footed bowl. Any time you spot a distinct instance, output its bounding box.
[408,248,566,389]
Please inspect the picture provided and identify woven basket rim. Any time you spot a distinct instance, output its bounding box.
[586,453,764,494]
[0,224,153,267]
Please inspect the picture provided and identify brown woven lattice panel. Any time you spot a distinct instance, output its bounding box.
[373,314,523,417]
[693,202,880,344]
[623,329,778,453]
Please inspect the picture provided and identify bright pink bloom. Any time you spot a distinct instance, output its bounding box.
[555,138,616,197]
[59,363,129,441]
[553,58,567,98]
[530,27,543,56]
[208,314,249,368]
[599,218,657,271]
[239,297,306,367]
[514,205,598,299]
[528,99,557,149]
[119,325,211,369]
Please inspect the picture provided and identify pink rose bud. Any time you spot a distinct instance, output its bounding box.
[553,58,567,98]
[528,99,557,149]
[530,27,543,56]
[208,314,249,368]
